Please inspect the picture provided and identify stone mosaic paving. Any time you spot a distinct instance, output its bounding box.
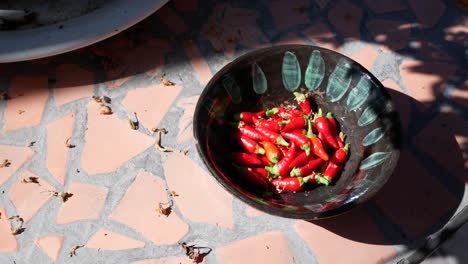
[0,0,467,263]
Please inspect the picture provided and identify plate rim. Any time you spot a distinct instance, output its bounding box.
[0,0,169,63]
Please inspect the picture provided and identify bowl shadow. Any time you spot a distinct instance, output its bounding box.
[307,88,466,247]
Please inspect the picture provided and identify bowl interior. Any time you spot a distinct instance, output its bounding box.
[194,45,401,219]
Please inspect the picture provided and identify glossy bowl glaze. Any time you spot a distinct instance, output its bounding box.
[193,45,401,219]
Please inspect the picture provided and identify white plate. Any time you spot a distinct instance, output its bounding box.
[0,0,169,63]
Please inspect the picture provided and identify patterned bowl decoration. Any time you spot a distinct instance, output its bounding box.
[193,45,401,219]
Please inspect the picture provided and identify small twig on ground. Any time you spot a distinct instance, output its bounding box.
[65,138,76,148]
[151,127,168,134]
[128,112,139,130]
[155,130,173,153]
[69,245,84,257]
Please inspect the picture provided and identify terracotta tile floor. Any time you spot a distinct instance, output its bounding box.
[0,0,467,263]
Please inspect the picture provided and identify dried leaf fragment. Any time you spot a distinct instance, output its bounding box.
[9,215,25,235]
[92,95,102,102]
[11,227,25,235]
[102,96,111,103]
[161,77,174,86]
[0,159,11,168]
[69,245,84,257]
[99,105,113,115]
[157,201,172,217]
[21,176,40,185]
[169,190,179,197]
[27,141,36,147]
[65,138,76,148]
[92,95,111,103]
[179,242,211,263]
[46,190,74,202]
[180,242,199,263]
[128,119,138,130]
[8,215,21,221]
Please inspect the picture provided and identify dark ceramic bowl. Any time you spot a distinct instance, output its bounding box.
[193,45,401,219]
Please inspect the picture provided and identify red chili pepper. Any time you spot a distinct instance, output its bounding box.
[292,128,306,135]
[330,144,350,164]
[293,92,311,115]
[282,116,306,132]
[281,108,303,119]
[255,126,289,146]
[306,119,329,161]
[287,108,303,116]
[269,115,283,122]
[265,143,296,177]
[233,132,265,155]
[289,151,312,169]
[234,110,265,123]
[232,152,262,166]
[271,176,311,192]
[245,170,269,188]
[316,162,343,185]
[281,131,311,156]
[261,141,280,163]
[248,167,269,179]
[233,164,269,188]
[256,110,266,117]
[326,112,345,148]
[261,155,273,166]
[255,119,281,132]
[314,109,339,149]
[278,146,289,157]
[232,121,270,141]
[265,107,285,117]
[318,131,329,150]
[251,115,261,125]
[290,158,323,177]
[307,173,323,184]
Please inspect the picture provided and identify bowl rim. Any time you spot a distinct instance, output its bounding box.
[193,44,400,220]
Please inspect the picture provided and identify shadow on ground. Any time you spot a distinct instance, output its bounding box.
[0,0,466,261]
[309,87,467,261]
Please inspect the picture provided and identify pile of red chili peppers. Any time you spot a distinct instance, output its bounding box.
[230,92,350,192]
